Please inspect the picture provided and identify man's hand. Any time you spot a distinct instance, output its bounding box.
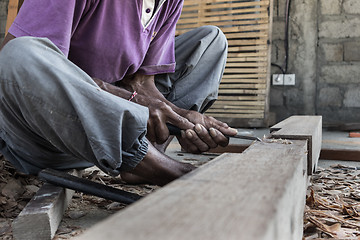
[97,73,237,152]
[176,111,237,153]
[145,99,195,144]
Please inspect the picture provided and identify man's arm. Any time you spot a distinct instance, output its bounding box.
[93,77,197,144]
[118,73,238,153]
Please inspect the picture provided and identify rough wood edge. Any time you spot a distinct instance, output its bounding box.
[74,140,308,240]
[12,169,81,240]
[270,116,322,175]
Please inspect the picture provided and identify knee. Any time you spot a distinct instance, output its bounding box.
[0,37,61,71]
[199,25,228,50]
[0,37,62,85]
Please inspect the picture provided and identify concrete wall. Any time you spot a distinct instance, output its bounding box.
[271,0,360,125]
[0,0,8,43]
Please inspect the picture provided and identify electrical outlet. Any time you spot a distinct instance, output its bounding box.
[283,74,295,85]
[272,74,284,85]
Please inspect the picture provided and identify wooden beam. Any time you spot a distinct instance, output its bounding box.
[12,170,80,240]
[5,0,23,36]
[270,115,322,174]
[320,148,360,161]
[75,140,308,240]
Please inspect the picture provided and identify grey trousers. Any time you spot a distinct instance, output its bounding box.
[0,25,227,176]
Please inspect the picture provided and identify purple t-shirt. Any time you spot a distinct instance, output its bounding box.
[9,0,183,83]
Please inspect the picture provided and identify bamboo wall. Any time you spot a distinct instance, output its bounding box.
[176,0,273,127]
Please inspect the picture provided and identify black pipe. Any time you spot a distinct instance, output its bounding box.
[38,168,142,204]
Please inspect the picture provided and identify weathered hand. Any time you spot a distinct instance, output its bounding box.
[176,110,238,153]
[146,100,195,144]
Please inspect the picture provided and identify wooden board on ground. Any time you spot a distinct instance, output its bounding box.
[270,115,322,175]
[75,140,308,240]
[12,170,80,240]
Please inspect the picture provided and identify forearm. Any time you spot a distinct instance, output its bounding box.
[117,74,187,116]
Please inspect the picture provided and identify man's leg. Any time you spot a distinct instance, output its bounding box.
[0,37,193,185]
[154,26,228,151]
[155,25,228,113]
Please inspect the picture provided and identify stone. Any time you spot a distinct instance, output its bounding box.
[318,87,342,107]
[319,17,360,39]
[344,87,360,107]
[320,64,360,84]
[344,41,360,61]
[343,0,360,14]
[321,43,343,62]
[320,0,341,15]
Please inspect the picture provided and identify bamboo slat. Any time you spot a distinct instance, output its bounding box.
[5,0,23,35]
[176,0,273,127]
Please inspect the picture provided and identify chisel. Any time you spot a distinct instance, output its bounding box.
[166,124,262,142]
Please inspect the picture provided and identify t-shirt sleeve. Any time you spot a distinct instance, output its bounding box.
[137,1,183,75]
[8,0,87,57]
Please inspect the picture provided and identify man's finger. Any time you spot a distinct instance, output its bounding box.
[209,127,229,147]
[185,129,209,153]
[167,114,195,132]
[194,124,217,148]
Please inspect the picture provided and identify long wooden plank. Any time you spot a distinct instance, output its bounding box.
[208,113,264,118]
[219,83,267,89]
[217,95,266,101]
[218,89,267,94]
[182,0,270,8]
[226,62,268,68]
[270,116,322,175]
[180,7,268,18]
[75,140,308,240]
[12,169,81,240]
[222,73,267,78]
[177,12,269,24]
[213,100,266,106]
[176,19,269,31]
[5,0,22,35]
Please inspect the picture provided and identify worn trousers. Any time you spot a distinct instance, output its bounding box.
[0,26,227,176]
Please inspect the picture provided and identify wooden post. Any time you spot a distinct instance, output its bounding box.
[12,170,80,240]
[74,143,311,240]
[5,0,23,36]
[270,115,322,174]
[74,116,322,240]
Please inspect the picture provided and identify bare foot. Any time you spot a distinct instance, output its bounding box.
[120,142,195,186]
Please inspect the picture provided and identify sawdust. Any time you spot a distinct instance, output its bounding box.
[304,164,360,239]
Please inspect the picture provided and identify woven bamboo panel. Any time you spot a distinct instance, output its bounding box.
[176,0,273,127]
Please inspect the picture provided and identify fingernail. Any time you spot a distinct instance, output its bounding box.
[195,124,202,133]
[209,128,217,137]
[181,130,185,138]
[186,130,193,138]
[229,127,238,134]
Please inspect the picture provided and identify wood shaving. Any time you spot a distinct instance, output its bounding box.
[263,138,293,144]
[304,164,360,239]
